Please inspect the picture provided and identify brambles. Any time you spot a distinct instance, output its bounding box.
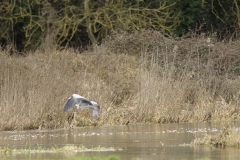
[0,0,178,52]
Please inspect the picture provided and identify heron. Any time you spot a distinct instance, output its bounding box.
[63,94,100,120]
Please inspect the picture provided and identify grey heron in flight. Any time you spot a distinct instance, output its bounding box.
[63,94,100,119]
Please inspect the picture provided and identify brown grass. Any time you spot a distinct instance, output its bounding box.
[193,123,240,148]
[1,30,240,130]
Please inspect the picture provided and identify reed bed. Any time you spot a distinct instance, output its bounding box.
[0,30,240,130]
[193,123,240,148]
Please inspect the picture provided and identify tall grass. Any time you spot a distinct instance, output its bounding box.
[0,30,240,130]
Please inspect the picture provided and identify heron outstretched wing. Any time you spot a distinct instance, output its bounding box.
[63,94,92,112]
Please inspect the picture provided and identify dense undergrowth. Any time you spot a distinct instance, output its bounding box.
[0,30,240,131]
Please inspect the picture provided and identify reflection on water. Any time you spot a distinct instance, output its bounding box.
[0,122,240,160]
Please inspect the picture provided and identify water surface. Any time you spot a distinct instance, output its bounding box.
[0,122,239,160]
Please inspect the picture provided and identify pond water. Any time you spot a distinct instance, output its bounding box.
[0,122,240,160]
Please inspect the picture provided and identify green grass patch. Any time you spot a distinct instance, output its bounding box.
[45,156,120,160]
[0,145,121,155]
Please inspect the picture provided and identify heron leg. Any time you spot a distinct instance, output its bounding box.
[70,112,77,128]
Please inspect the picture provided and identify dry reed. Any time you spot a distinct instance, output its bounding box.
[193,123,240,148]
[0,30,240,130]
